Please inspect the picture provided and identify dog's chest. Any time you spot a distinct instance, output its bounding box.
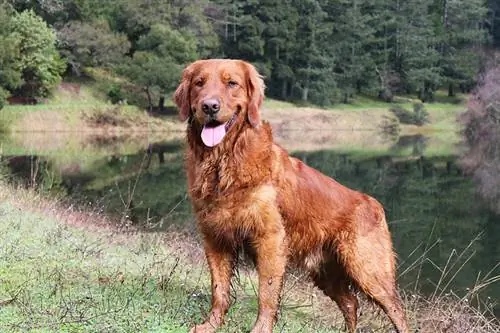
[190,157,238,202]
[189,153,268,204]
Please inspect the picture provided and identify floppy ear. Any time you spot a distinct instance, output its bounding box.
[243,61,265,127]
[174,64,195,122]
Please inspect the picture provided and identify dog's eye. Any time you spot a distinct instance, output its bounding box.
[228,80,238,88]
[195,80,204,87]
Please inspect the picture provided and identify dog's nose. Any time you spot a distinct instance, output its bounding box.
[202,98,220,116]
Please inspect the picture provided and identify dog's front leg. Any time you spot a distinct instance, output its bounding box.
[190,237,235,333]
[250,224,287,333]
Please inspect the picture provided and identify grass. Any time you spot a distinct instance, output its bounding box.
[263,91,465,133]
[0,183,339,333]
[0,181,498,333]
[1,80,180,134]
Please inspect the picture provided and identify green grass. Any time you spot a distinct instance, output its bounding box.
[0,184,341,333]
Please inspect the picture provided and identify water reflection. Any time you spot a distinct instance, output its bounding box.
[1,131,498,314]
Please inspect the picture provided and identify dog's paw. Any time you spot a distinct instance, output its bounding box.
[189,323,217,333]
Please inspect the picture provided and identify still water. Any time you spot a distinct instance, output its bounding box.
[1,130,499,314]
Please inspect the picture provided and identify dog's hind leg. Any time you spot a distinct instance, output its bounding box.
[337,231,409,333]
[311,262,359,333]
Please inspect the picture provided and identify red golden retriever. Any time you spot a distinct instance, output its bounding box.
[174,59,409,333]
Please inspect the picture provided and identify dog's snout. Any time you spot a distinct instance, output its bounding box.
[202,98,221,116]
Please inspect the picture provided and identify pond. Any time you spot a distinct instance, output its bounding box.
[1,129,499,316]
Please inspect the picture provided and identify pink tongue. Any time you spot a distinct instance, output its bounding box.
[201,123,227,147]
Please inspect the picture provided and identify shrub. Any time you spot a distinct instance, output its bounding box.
[412,103,430,126]
[390,103,429,126]
[83,106,129,127]
[380,114,401,139]
[107,84,124,104]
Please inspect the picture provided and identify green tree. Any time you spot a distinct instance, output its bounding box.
[291,0,336,104]
[261,0,299,100]
[0,3,22,108]
[326,0,375,103]
[10,9,65,97]
[57,19,130,74]
[394,0,442,101]
[117,24,198,111]
[435,0,489,96]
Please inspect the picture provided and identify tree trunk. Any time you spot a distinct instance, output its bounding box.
[145,87,152,113]
[159,96,165,112]
[448,83,455,97]
[460,83,466,93]
[418,82,426,102]
[281,80,287,100]
[301,86,309,102]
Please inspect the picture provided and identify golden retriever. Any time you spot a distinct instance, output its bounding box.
[174,59,409,333]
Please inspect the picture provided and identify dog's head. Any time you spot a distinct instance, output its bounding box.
[174,59,265,147]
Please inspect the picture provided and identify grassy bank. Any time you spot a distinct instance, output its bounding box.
[1,82,182,135]
[1,81,464,138]
[0,182,498,333]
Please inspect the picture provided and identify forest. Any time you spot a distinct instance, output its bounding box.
[0,0,499,109]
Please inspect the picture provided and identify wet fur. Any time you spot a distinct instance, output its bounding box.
[174,59,409,333]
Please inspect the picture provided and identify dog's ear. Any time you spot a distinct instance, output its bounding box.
[174,63,196,122]
[242,61,265,127]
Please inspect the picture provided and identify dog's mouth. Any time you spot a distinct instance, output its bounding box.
[201,108,240,147]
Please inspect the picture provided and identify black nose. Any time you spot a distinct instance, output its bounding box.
[202,98,220,116]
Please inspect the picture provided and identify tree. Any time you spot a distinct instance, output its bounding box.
[0,3,22,108]
[489,0,500,47]
[326,0,375,103]
[117,24,198,111]
[393,0,442,101]
[261,0,299,100]
[434,0,489,96]
[10,9,65,97]
[460,62,500,213]
[290,0,336,104]
[57,19,130,75]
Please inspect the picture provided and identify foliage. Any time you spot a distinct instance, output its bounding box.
[1,0,497,106]
[9,9,65,97]
[107,84,123,104]
[0,3,22,106]
[57,19,130,74]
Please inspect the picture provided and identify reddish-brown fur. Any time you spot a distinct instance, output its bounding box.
[174,59,409,333]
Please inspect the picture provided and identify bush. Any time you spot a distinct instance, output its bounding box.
[390,103,429,126]
[379,114,401,139]
[412,103,430,126]
[83,106,129,127]
[107,85,124,104]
